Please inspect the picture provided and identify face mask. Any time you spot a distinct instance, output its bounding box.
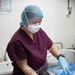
[26,23,40,33]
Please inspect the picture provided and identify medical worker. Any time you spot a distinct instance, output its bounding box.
[6,5,71,75]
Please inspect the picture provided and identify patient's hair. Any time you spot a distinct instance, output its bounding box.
[38,71,50,75]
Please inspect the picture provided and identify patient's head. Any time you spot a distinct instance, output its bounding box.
[39,71,50,75]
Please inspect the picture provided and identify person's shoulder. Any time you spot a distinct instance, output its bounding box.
[9,28,22,43]
[39,28,45,33]
[39,28,47,35]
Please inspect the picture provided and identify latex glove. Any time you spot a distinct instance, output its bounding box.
[58,56,72,74]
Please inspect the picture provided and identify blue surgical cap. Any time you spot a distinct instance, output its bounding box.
[20,5,43,26]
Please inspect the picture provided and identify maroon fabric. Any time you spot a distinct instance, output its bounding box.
[6,28,53,75]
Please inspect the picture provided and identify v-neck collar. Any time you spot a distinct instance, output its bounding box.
[20,28,37,44]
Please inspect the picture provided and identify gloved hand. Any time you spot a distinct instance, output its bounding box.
[58,56,72,74]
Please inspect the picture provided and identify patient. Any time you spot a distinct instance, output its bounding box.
[38,71,50,75]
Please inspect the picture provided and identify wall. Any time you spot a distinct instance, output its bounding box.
[54,0,75,48]
[0,0,75,52]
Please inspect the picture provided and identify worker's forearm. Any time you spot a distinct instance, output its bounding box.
[16,59,38,75]
[21,65,38,75]
[49,44,60,57]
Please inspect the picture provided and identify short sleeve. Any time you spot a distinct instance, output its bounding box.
[40,29,53,49]
[6,41,28,61]
[45,34,53,49]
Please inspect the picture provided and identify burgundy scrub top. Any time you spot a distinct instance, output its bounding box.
[6,28,53,75]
